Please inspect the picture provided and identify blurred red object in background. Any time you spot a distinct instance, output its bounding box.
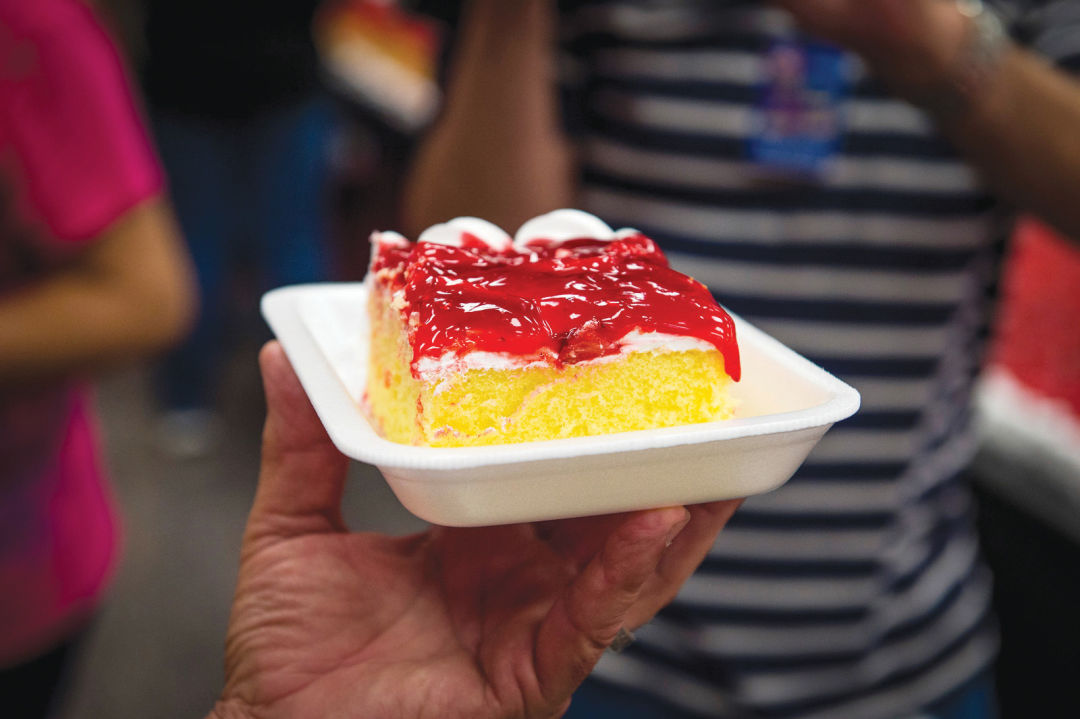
[989,218,1080,417]
[315,0,442,131]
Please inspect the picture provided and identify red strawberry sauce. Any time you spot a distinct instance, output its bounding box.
[372,232,740,381]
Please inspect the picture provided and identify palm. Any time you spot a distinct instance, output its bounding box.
[222,530,498,718]
[225,525,574,718]
[215,344,739,719]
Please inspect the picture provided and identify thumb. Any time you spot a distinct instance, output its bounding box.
[246,341,349,544]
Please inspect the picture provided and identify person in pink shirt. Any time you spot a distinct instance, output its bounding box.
[0,0,195,714]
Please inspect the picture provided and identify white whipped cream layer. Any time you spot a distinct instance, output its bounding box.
[414,330,716,386]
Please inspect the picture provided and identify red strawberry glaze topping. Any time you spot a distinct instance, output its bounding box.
[370,231,740,381]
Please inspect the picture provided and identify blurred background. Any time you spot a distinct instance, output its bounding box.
[2,1,1078,717]
[66,0,440,713]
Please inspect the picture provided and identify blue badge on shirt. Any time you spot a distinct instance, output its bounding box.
[747,38,850,178]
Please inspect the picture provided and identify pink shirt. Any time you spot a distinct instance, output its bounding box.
[0,0,163,664]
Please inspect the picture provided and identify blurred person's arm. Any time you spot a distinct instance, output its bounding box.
[0,196,196,387]
[0,0,197,388]
[402,0,574,235]
[775,0,1080,240]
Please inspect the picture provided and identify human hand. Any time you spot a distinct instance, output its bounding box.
[209,342,741,719]
[772,0,973,98]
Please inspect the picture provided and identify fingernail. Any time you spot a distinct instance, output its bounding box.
[664,509,691,547]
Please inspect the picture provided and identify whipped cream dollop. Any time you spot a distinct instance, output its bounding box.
[417,217,513,251]
[514,209,616,246]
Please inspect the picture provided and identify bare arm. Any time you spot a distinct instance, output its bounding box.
[0,196,197,387]
[777,0,1080,239]
[402,0,574,235]
[936,46,1080,237]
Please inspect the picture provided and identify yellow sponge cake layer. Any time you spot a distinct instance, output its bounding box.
[366,286,424,444]
[367,285,736,447]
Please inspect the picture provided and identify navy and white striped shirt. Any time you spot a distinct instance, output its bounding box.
[555,2,1080,717]
[418,1,1080,716]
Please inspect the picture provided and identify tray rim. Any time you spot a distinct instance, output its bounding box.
[261,282,861,474]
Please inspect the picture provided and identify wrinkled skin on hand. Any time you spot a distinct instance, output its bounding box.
[210,343,740,719]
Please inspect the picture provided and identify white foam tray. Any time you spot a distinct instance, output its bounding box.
[262,283,860,527]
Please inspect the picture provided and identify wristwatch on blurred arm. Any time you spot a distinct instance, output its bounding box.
[912,0,1010,119]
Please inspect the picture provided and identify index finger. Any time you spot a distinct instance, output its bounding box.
[625,498,743,628]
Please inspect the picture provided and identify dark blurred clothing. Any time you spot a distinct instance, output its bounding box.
[570,671,998,719]
[142,0,323,120]
[0,622,89,719]
[152,97,334,410]
[142,0,334,425]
